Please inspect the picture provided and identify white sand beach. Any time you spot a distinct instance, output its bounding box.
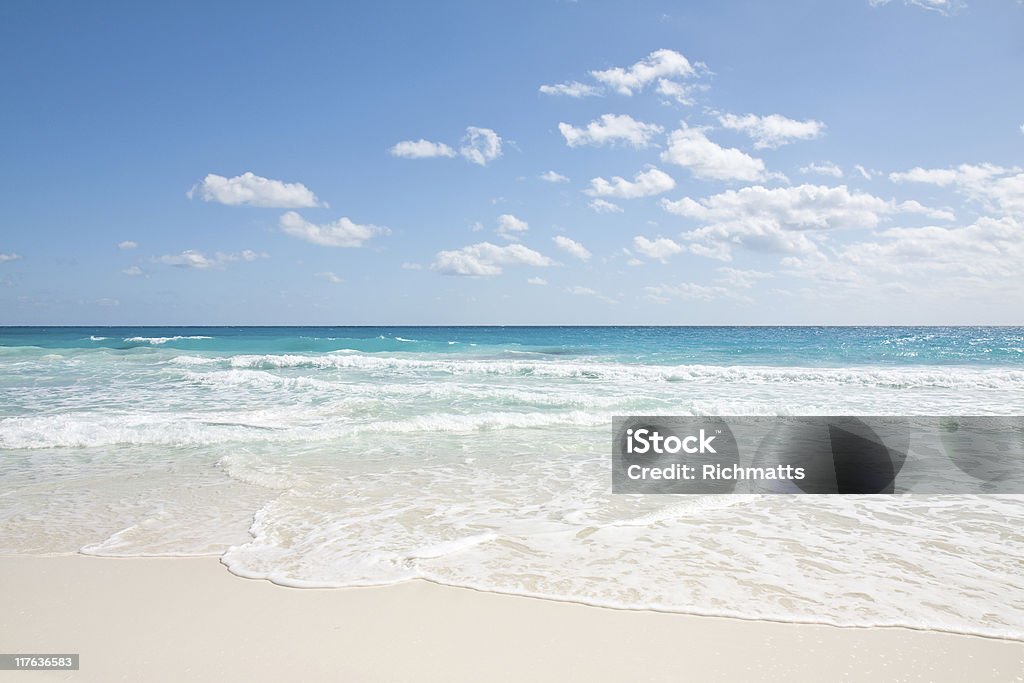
[1,555,1021,682]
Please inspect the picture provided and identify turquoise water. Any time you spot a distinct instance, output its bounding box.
[3,325,1024,365]
[1,326,1022,639]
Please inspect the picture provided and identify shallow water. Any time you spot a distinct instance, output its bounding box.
[1,326,1022,639]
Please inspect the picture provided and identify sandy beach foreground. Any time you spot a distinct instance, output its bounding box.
[0,556,1020,682]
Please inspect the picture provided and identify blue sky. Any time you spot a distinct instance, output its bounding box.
[1,0,1022,325]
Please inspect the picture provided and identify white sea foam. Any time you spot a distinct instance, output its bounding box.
[4,342,1024,640]
[0,409,609,449]
[167,352,1024,391]
[125,335,213,344]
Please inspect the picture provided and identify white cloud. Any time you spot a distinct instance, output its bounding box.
[552,235,592,261]
[459,127,503,166]
[316,271,343,284]
[784,216,1024,302]
[591,49,696,95]
[389,127,502,166]
[121,265,144,276]
[538,81,601,98]
[896,200,956,221]
[401,262,423,270]
[432,242,555,276]
[540,170,570,183]
[496,214,529,241]
[656,79,697,105]
[389,139,457,159]
[584,167,676,199]
[889,167,962,185]
[632,235,684,262]
[889,163,1024,217]
[559,114,663,149]
[718,113,825,149]
[663,184,937,229]
[566,285,596,295]
[527,277,548,285]
[155,250,217,269]
[854,164,874,180]
[154,249,265,269]
[188,172,322,208]
[0,253,21,263]
[588,198,624,214]
[117,240,138,250]
[800,162,843,178]
[661,124,768,181]
[845,217,1023,278]
[645,282,750,303]
[663,183,950,258]
[279,211,389,248]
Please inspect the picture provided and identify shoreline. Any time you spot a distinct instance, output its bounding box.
[2,555,1021,682]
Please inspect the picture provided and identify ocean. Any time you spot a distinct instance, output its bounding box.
[1,326,1022,638]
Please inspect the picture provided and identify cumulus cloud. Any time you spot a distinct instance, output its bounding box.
[188,172,323,208]
[539,50,702,103]
[432,242,554,276]
[496,214,529,241]
[155,250,218,269]
[800,162,843,178]
[117,240,138,250]
[154,249,268,270]
[784,216,1024,304]
[842,216,1023,277]
[566,285,597,295]
[540,170,570,183]
[663,183,951,258]
[661,124,768,181]
[279,211,390,248]
[663,184,942,229]
[460,127,503,166]
[389,139,457,159]
[389,127,502,166]
[538,81,601,98]
[527,277,548,285]
[718,113,825,149]
[559,114,664,149]
[889,163,1024,217]
[553,235,591,261]
[590,49,696,95]
[632,235,684,262]
[0,253,21,263]
[656,79,698,105]
[122,265,144,276]
[588,199,624,214]
[584,167,676,199]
